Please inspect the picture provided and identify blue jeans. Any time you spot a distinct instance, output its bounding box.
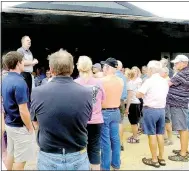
[101,109,121,170]
[37,150,90,170]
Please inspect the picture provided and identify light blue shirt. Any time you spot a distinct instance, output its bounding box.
[115,70,127,100]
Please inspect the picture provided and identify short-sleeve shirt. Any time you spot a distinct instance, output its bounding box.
[166,66,189,108]
[133,77,142,89]
[2,72,29,127]
[0,70,9,114]
[138,73,169,108]
[127,80,140,104]
[30,76,93,151]
[75,77,105,124]
[17,47,33,72]
[115,70,127,100]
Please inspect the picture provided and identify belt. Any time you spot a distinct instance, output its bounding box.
[102,108,118,110]
[22,71,32,74]
[143,106,151,109]
[40,147,86,155]
[143,106,163,109]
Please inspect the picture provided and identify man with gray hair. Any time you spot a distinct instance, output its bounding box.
[137,60,169,168]
[92,63,104,78]
[167,55,189,162]
[160,58,174,78]
[30,49,93,170]
[17,36,38,101]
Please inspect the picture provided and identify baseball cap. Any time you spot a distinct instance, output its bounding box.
[171,55,189,63]
[101,58,118,68]
[93,63,102,70]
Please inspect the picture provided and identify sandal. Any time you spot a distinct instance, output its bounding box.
[168,153,189,162]
[173,150,189,155]
[172,150,189,159]
[142,158,160,168]
[127,136,134,140]
[138,130,143,135]
[158,157,166,166]
[127,137,140,144]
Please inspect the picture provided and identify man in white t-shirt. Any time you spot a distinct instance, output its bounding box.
[136,60,169,168]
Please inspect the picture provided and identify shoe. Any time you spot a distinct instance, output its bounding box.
[164,140,173,146]
[121,145,124,151]
[111,166,119,170]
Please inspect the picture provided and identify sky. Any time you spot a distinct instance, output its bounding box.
[2,1,189,20]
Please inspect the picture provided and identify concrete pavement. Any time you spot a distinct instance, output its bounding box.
[24,119,188,170]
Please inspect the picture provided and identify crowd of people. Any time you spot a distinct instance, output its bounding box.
[1,35,189,170]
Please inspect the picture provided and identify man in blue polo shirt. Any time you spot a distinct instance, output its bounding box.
[30,49,93,170]
[116,60,127,151]
[2,51,35,170]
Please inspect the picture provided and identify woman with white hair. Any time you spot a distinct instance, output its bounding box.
[136,60,169,168]
[75,56,105,170]
[160,67,173,146]
[160,67,170,81]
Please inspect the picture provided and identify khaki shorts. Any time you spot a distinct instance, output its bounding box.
[5,125,36,163]
[169,107,188,131]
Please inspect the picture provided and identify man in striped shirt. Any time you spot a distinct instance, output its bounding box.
[167,55,189,162]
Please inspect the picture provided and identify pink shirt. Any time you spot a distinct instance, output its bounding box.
[138,73,169,108]
[75,77,105,124]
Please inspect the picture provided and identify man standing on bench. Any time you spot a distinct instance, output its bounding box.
[17,36,38,102]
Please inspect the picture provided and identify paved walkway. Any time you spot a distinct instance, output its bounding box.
[22,119,189,170]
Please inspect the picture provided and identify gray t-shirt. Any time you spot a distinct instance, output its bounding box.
[127,80,140,104]
[17,47,33,72]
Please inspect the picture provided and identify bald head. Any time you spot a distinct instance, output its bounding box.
[117,60,123,71]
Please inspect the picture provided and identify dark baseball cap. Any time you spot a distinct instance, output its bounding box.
[101,58,118,68]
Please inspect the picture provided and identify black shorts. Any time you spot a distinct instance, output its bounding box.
[139,98,143,117]
[128,104,141,125]
[87,124,102,164]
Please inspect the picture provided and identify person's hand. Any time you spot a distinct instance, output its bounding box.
[32,59,38,65]
[28,127,34,134]
[1,128,5,135]
[125,108,129,115]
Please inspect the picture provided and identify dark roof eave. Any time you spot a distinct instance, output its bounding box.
[2,7,189,24]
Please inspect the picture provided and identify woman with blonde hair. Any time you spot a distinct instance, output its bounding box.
[125,69,141,143]
[124,68,130,79]
[75,56,105,170]
[131,66,142,88]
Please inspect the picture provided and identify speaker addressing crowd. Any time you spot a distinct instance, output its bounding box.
[1,38,189,170]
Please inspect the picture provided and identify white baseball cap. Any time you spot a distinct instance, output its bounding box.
[171,55,189,63]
